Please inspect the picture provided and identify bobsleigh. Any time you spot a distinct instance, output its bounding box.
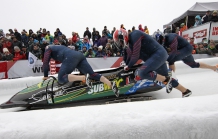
[0,64,166,109]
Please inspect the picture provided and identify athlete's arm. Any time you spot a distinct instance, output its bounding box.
[43,47,52,77]
[127,34,143,68]
[167,36,178,62]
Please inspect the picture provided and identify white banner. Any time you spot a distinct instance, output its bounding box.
[210,22,218,41]
[7,57,123,78]
[182,22,211,43]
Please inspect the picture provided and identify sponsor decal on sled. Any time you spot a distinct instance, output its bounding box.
[88,78,123,94]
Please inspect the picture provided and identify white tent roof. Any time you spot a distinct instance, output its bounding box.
[163,2,218,28]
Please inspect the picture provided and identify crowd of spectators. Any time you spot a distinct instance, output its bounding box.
[0,24,151,61]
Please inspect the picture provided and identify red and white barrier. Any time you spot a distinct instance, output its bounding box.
[0,57,142,79]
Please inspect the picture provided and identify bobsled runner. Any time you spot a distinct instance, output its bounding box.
[0,64,166,109]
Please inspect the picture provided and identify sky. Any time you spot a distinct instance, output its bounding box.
[1,0,217,38]
[0,57,218,139]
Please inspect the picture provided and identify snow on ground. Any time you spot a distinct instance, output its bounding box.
[0,57,218,139]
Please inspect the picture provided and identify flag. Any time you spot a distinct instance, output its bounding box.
[28,52,38,68]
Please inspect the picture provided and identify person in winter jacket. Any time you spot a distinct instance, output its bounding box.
[13,46,24,61]
[144,26,149,34]
[2,48,13,61]
[31,45,42,59]
[194,15,202,27]
[95,45,106,57]
[209,10,218,22]
[138,24,144,32]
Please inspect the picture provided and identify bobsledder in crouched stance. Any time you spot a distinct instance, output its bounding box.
[113,29,191,98]
[42,45,119,97]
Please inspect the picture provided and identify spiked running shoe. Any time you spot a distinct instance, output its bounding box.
[85,74,92,89]
[112,81,119,97]
[182,89,192,98]
[164,76,173,93]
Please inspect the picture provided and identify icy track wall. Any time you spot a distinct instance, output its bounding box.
[0,57,218,139]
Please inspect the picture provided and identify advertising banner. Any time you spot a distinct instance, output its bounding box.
[182,22,211,43]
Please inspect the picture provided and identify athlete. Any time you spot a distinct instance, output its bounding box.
[42,45,119,97]
[113,29,191,97]
[164,33,218,72]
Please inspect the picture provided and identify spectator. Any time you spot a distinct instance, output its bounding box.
[58,35,67,46]
[45,31,54,44]
[22,29,29,36]
[56,28,62,36]
[54,32,59,40]
[93,46,98,54]
[5,33,11,40]
[83,37,91,50]
[72,32,78,43]
[102,26,112,39]
[92,31,101,46]
[132,26,135,31]
[62,34,68,46]
[12,37,22,51]
[172,24,177,33]
[128,30,131,35]
[98,33,108,48]
[207,40,218,56]
[105,43,114,57]
[164,26,172,34]
[120,24,126,30]
[28,37,34,52]
[83,27,91,40]
[81,46,87,55]
[95,45,106,57]
[28,29,34,38]
[111,27,116,37]
[31,33,37,40]
[195,43,207,54]
[21,31,29,47]
[209,10,218,22]
[40,39,49,59]
[8,29,14,36]
[75,38,83,51]
[31,45,42,59]
[21,46,28,59]
[3,40,13,55]
[144,26,149,34]
[202,38,208,49]
[68,39,74,46]
[41,28,47,37]
[202,10,211,24]
[2,48,13,61]
[138,24,144,31]
[91,28,97,41]
[84,48,95,58]
[13,46,24,61]
[194,15,202,27]
[14,28,22,41]
[180,23,187,33]
[0,29,5,38]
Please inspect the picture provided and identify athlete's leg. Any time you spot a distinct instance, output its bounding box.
[77,58,119,96]
[168,44,193,72]
[58,52,85,84]
[155,62,188,93]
